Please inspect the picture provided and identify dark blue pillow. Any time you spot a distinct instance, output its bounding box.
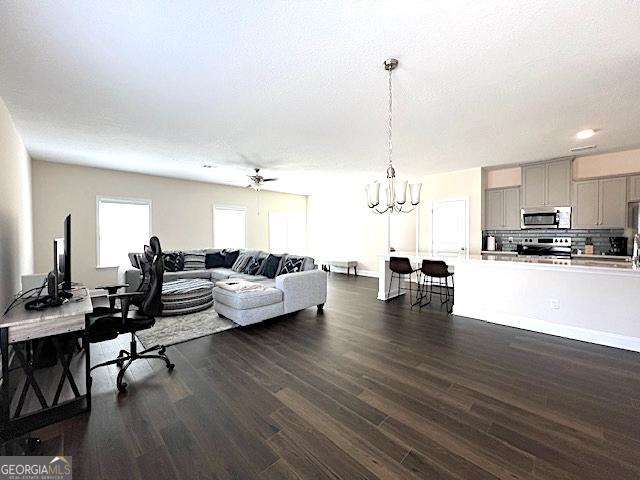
[260,254,282,279]
[205,252,225,269]
[223,250,240,268]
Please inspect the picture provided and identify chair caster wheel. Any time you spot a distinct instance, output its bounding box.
[168,363,175,371]
[117,382,128,392]
[159,347,166,355]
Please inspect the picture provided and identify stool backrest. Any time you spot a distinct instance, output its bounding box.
[389,257,414,274]
[421,260,450,277]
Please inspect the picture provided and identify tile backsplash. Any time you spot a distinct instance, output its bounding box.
[482,228,626,254]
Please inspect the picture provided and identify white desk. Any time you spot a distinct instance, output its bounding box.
[1,287,93,440]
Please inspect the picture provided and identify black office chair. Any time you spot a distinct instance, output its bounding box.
[418,260,454,314]
[387,256,420,307]
[87,236,174,392]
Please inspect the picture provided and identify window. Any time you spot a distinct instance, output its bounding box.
[97,197,151,268]
[213,205,246,248]
[269,212,305,254]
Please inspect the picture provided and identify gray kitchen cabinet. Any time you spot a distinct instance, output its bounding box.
[627,175,640,202]
[503,187,521,229]
[572,180,599,228]
[572,177,626,228]
[485,189,504,229]
[485,187,520,230]
[599,177,627,228]
[522,159,571,207]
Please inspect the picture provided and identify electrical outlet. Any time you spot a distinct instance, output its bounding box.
[550,299,560,310]
[508,237,514,243]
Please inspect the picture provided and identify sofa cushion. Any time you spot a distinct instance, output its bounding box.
[278,256,305,275]
[209,268,237,280]
[223,250,240,268]
[163,251,184,272]
[213,286,283,310]
[164,270,211,282]
[228,273,267,281]
[205,251,225,269]
[258,254,282,279]
[232,254,253,272]
[183,250,206,270]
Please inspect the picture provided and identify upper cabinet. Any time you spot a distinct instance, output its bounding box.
[627,175,640,202]
[572,177,626,229]
[485,187,520,230]
[522,159,572,208]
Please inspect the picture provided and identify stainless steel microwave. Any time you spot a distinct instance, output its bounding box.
[521,207,571,229]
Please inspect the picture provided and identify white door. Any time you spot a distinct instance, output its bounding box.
[431,198,469,254]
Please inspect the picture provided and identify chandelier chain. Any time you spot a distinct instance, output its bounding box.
[388,66,393,166]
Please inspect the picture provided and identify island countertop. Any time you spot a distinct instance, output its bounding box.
[379,251,639,276]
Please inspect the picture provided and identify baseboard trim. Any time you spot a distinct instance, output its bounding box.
[453,307,640,353]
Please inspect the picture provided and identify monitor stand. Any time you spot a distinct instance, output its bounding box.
[59,291,73,300]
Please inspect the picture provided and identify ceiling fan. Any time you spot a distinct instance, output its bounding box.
[246,168,278,191]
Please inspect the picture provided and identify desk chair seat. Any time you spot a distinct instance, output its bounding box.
[87,236,174,392]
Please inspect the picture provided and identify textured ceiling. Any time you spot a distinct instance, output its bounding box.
[1,1,639,194]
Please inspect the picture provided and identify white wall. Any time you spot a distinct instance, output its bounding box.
[307,167,483,275]
[417,168,483,254]
[0,98,33,309]
[31,160,307,288]
[307,187,389,274]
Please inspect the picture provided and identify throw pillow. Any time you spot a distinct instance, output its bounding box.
[278,256,304,275]
[183,250,206,271]
[223,249,240,268]
[259,254,282,279]
[163,251,184,272]
[243,257,263,275]
[232,254,252,272]
[205,251,225,269]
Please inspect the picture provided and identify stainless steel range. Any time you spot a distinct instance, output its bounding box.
[516,237,572,258]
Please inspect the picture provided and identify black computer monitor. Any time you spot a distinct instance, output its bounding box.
[62,214,71,291]
[54,214,72,295]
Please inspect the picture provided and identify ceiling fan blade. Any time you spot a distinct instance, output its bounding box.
[262,178,279,182]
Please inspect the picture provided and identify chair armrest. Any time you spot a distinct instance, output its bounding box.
[96,283,129,292]
[106,292,146,321]
[97,284,130,309]
[276,269,327,314]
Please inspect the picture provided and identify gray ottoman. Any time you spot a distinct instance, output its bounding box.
[161,278,214,316]
[213,286,284,326]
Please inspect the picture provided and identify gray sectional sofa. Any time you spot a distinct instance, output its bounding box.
[118,248,327,326]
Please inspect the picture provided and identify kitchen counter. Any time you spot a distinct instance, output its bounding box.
[378,251,640,352]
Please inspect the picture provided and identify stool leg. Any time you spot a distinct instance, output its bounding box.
[387,272,394,301]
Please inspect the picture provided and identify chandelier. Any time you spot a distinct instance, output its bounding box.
[366,58,421,214]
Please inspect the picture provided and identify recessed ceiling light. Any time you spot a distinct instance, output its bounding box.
[576,129,596,140]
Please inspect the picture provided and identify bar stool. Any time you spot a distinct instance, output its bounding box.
[387,257,420,307]
[418,260,454,313]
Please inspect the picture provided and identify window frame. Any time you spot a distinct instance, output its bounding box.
[96,195,153,268]
[212,204,247,249]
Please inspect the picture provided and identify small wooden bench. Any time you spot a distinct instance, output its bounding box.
[321,260,358,276]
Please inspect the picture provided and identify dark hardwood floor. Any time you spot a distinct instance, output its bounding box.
[32,273,640,479]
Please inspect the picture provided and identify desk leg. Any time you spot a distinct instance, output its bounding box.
[1,327,9,430]
[85,320,91,411]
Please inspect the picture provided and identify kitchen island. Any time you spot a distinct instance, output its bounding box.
[379,252,640,352]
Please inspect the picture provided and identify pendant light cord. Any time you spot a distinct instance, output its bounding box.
[388,66,393,167]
